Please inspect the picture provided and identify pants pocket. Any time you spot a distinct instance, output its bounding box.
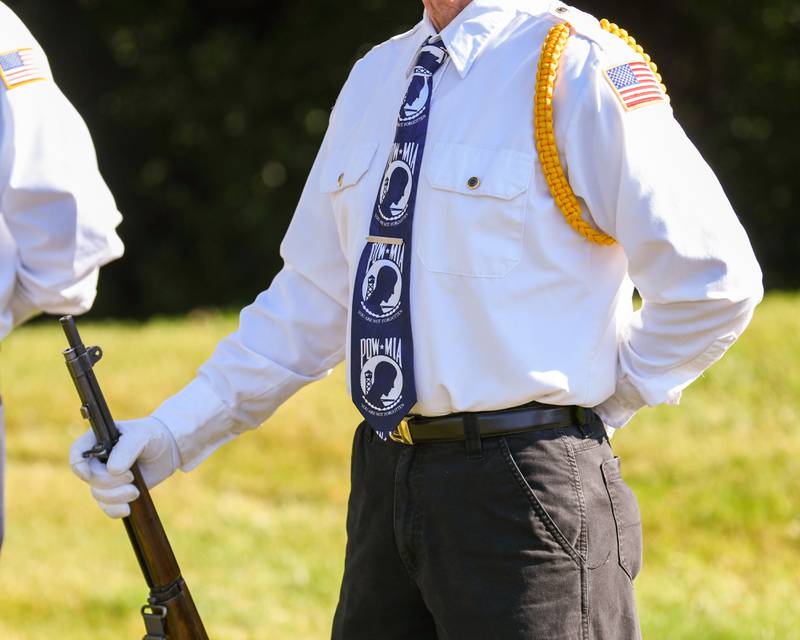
[500,433,584,564]
[601,456,643,580]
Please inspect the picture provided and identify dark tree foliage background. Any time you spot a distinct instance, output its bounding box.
[7,0,799,317]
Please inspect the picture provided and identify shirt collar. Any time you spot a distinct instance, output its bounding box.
[411,0,548,79]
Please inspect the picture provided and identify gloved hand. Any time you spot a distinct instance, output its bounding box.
[69,416,182,518]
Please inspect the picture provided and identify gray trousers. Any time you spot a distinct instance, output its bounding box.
[332,418,643,639]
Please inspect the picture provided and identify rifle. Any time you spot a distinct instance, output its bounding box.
[60,315,208,640]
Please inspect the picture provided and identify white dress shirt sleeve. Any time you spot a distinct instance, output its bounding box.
[559,39,764,429]
[0,32,124,327]
[152,88,356,470]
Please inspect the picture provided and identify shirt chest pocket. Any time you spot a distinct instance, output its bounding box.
[319,141,380,254]
[418,143,533,278]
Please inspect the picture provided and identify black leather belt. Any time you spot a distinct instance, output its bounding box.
[389,402,597,445]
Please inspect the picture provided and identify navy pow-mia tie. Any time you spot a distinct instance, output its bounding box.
[350,36,449,439]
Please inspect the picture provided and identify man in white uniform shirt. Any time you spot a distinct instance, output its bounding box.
[0,3,124,551]
[70,0,762,637]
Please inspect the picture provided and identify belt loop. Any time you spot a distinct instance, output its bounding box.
[464,413,483,459]
[573,406,592,439]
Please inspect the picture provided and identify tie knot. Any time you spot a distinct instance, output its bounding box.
[413,37,449,77]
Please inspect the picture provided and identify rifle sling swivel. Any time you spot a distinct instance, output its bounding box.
[142,604,168,640]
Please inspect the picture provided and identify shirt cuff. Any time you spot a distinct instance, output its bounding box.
[151,376,236,472]
[593,373,649,429]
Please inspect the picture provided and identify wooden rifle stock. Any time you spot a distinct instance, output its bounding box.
[60,315,208,640]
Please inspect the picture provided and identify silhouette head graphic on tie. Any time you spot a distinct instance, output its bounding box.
[364,266,399,316]
[402,75,430,120]
[380,165,411,219]
[365,361,399,408]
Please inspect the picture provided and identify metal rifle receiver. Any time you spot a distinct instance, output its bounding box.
[60,315,118,461]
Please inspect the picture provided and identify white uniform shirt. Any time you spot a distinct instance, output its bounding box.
[0,3,124,338]
[153,0,763,469]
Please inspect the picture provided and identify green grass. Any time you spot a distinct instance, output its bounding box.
[1,294,799,639]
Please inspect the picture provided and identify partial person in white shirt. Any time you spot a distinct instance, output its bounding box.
[0,2,124,551]
[70,0,762,637]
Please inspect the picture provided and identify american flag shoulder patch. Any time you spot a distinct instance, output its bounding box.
[604,61,667,111]
[0,48,48,90]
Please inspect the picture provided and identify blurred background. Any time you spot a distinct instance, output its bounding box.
[1,1,798,639]
[6,0,800,317]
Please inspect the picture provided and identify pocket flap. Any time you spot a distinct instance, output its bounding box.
[319,141,379,193]
[601,456,623,483]
[600,455,643,580]
[425,143,534,200]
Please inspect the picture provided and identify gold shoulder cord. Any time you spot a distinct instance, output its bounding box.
[534,19,667,246]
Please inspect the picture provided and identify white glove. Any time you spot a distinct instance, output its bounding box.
[69,416,182,519]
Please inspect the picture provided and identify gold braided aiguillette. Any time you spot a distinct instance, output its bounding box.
[534,18,667,246]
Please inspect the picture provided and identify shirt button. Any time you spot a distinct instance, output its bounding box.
[555,6,569,14]
[467,176,481,190]
[338,173,344,188]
